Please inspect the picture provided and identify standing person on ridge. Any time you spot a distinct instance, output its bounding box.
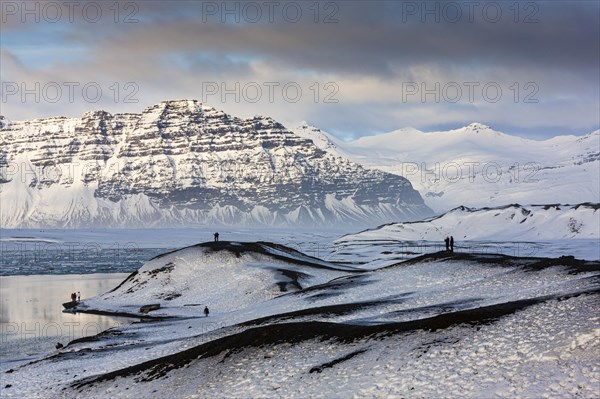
[444,236,450,252]
[204,306,210,317]
[450,236,454,252]
[214,232,219,242]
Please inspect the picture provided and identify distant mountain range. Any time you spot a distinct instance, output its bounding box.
[0,100,432,228]
[294,123,599,213]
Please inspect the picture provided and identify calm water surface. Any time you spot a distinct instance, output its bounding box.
[0,273,130,368]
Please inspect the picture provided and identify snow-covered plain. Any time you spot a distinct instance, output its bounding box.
[2,239,598,399]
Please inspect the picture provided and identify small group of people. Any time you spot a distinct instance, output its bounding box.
[69,292,81,302]
[444,235,455,252]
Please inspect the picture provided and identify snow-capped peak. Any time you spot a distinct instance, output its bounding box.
[447,122,508,139]
[464,122,493,132]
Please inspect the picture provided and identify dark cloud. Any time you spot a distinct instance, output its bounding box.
[1,0,598,138]
[5,1,596,74]
[70,1,598,73]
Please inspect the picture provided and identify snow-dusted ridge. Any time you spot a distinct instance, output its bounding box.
[3,241,599,398]
[341,202,600,242]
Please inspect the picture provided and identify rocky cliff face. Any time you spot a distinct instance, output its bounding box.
[0,100,432,227]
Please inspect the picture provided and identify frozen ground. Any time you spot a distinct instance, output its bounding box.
[1,240,598,399]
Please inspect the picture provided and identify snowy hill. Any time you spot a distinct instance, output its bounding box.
[0,100,432,228]
[331,203,600,267]
[294,123,600,213]
[344,203,600,242]
[3,241,599,398]
[81,241,357,317]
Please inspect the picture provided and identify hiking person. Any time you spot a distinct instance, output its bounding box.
[77,292,81,301]
[204,306,210,317]
[214,232,219,242]
[450,236,454,252]
[444,236,450,251]
[70,293,76,302]
[55,342,63,349]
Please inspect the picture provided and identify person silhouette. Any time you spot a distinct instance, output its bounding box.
[450,236,454,252]
[444,236,450,251]
[204,306,210,317]
[214,232,219,242]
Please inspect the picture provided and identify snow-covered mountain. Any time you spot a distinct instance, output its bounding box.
[0,100,432,228]
[294,123,600,213]
[4,241,599,398]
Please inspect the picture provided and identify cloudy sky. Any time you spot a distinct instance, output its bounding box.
[1,0,598,139]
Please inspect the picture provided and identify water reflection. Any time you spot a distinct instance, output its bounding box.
[0,273,130,366]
